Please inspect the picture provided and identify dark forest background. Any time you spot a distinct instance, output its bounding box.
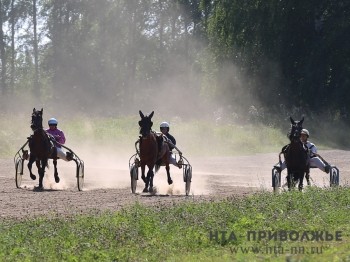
[0,0,349,124]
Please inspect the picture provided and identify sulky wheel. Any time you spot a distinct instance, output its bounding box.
[15,158,24,188]
[329,166,340,187]
[183,165,192,196]
[272,167,281,193]
[130,164,138,194]
[77,162,84,191]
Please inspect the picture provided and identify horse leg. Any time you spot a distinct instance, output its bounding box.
[305,171,310,186]
[286,171,292,191]
[142,165,149,193]
[38,159,47,189]
[53,159,60,183]
[298,173,305,191]
[166,164,173,185]
[27,155,37,180]
[148,169,154,192]
[141,165,146,184]
[287,171,297,190]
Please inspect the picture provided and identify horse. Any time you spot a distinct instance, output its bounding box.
[138,110,173,193]
[27,108,59,189]
[280,117,309,191]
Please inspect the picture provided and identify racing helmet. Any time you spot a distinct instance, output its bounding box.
[160,121,170,131]
[301,129,309,137]
[48,118,58,125]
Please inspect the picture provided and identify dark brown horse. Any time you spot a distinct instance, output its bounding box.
[138,110,172,193]
[28,108,59,189]
[281,117,309,191]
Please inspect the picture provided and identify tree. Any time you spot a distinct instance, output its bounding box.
[0,0,7,95]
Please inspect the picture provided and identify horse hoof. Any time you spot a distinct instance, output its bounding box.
[30,174,36,180]
[168,179,173,185]
[34,185,43,191]
[150,187,157,195]
[143,188,149,193]
[54,175,60,183]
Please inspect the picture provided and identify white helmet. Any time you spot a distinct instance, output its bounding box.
[301,129,309,137]
[160,121,170,130]
[48,118,58,125]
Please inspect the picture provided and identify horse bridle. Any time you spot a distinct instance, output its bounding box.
[289,123,303,142]
[139,119,153,138]
[31,112,43,131]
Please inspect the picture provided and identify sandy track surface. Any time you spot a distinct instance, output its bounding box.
[1,150,349,219]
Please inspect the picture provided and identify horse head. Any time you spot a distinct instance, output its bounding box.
[31,108,44,131]
[139,110,154,137]
[288,116,304,142]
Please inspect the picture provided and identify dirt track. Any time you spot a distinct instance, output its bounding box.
[1,150,349,219]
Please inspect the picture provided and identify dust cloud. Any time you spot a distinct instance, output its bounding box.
[1,61,261,195]
[15,135,210,195]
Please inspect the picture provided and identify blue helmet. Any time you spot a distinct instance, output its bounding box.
[48,118,58,125]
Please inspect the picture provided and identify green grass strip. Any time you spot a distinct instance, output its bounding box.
[0,186,349,261]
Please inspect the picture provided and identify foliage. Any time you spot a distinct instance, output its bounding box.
[0,1,349,120]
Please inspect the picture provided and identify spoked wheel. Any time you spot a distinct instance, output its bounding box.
[329,166,340,187]
[15,158,24,188]
[130,164,138,194]
[272,167,281,193]
[77,162,84,191]
[183,165,192,196]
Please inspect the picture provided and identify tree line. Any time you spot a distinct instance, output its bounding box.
[0,0,349,120]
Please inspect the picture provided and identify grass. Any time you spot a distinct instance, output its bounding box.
[0,187,349,261]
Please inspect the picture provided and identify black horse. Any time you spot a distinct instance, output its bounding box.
[28,108,59,189]
[281,117,309,191]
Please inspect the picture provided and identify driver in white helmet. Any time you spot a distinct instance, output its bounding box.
[46,118,72,161]
[275,129,330,173]
[160,122,181,168]
[300,129,330,173]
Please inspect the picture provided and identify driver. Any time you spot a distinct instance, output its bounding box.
[300,129,330,173]
[46,118,73,161]
[160,122,181,168]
